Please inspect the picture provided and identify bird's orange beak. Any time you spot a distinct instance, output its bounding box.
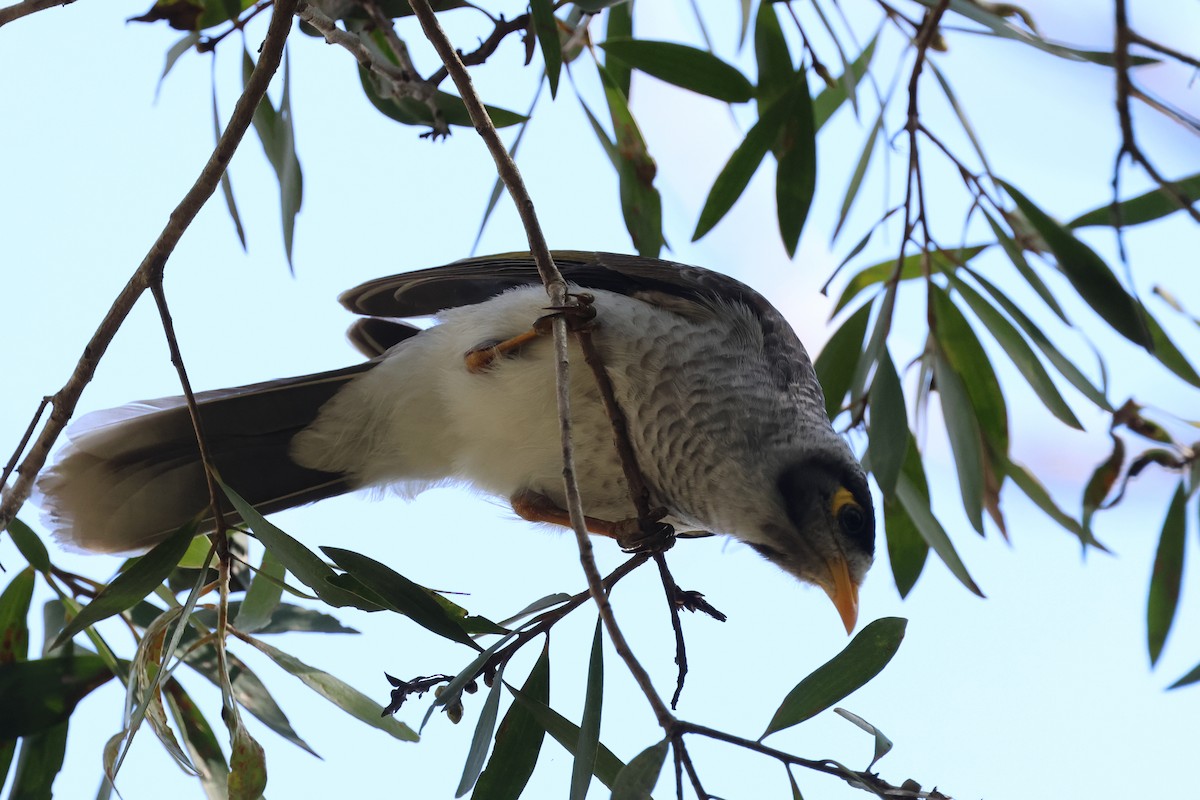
[823,555,859,634]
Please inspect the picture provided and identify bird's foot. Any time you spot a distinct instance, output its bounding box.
[532,291,598,335]
[611,509,676,554]
[672,587,727,622]
[464,293,598,373]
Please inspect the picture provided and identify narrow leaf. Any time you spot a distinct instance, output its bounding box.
[240,636,418,741]
[948,274,1083,429]
[754,1,792,106]
[604,2,633,98]
[883,436,930,598]
[762,618,907,738]
[1082,433,1124,530]
[8,517,53,572]
[456,665,505,797]
[602,39,753,103]
[694,89,795,241]
[530,0,561,97]
[1148,484,1187,665]
[1005,459,1100,549]
[815,299,873,420]
[8,721,68,799]
[868,347,908,495]
[0,567,36,664]
[968,268,1110,410]
[0,655,114,738]
[776,69,817,257]
[211,74,246,250]
[979,206,1068,322]
[895,472,984,596]
[472,643,550,799]
[234,548,285,633]
[1003,181,1152,348]
[834,247,985,315]
[53,523,195,649]
[322,547,475,646]
[570,620,605,800]
[811,34,879,130]
[217,478,381,610]
[1069,172,1200,229]
[610,738,669,799]
[834,708,893,769]
[932,348,987,533]
[509,688,627,789]
[163,680,229,800]
[598,63,663,257]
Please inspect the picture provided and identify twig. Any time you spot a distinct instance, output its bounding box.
[427,13,531,86]
[1113,0,1200,225]
[0,0,73,28]
[0,396,50,490]
[405,0,677,734]
[148,282,229,558]
[362,0,422,80]
[654,552,689,709]
[296,1,446,136]
[0,0,300,538]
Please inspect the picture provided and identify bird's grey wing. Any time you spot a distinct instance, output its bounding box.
[340,250,816,392]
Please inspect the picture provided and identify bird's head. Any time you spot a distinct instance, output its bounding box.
[748,455,875,633]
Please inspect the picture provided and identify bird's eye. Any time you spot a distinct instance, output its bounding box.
[837,505,866,536]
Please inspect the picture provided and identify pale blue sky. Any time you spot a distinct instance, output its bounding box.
[2,1,1199,798]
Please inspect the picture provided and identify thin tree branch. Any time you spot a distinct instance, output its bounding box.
[148,282,229,559]
[0,0,74,28]
[0,0,300,538]
[297,1,446,136]
[428,13,532,86]
[405,0,677,733]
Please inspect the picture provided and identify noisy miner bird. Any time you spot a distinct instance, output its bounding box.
[37,252,875,631]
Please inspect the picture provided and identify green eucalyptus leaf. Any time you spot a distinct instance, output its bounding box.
[218,479,381,610]
[932,347,987,533]
[227,714,267,800]
[694,88,795,241]
[754,1,792,106]
[530,0,562,97]
[812,34,879,131]
[0,655,114,738]
[472,643,550,799]
[610,738,669,799]
[163,679,229,798]
[1148,484,1187,666]
[833,109,884,242]
[8,517,51,572]
[1005,459,1101,550]
[884,435,931,598]
[509,684,627,788]
[598,63,663,257]
[53,523,196,650]
[240,636,418,741]
[321,547,476,646]
[570,620,605,800]
[815,299,873,420]
[604,3,633,99]
[776,67,817,257]
[456,665,505,797]
[0,567,36,664]
[1069,173,1200,229]
[762,618,907,738]
[1003,181,1152,349]
[868,347,908,496]
[234,548,285,633]
[834,247,985,316]
[895,471,984,596]
[602,39,754,103]
[947,273,1083,429]
[968,268,1110,410]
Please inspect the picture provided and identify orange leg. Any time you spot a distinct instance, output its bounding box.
[510,489,675,552]
[464,329,543,373]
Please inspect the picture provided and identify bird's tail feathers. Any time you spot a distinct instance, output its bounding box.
[36,363,375,553]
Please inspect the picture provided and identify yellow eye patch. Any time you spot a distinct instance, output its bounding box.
[831,487,858,516]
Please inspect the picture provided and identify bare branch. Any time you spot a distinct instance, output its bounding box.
[427,13,532,87]
[0,0,300,537]
[0,0,75,28]
[406,0,679,734]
